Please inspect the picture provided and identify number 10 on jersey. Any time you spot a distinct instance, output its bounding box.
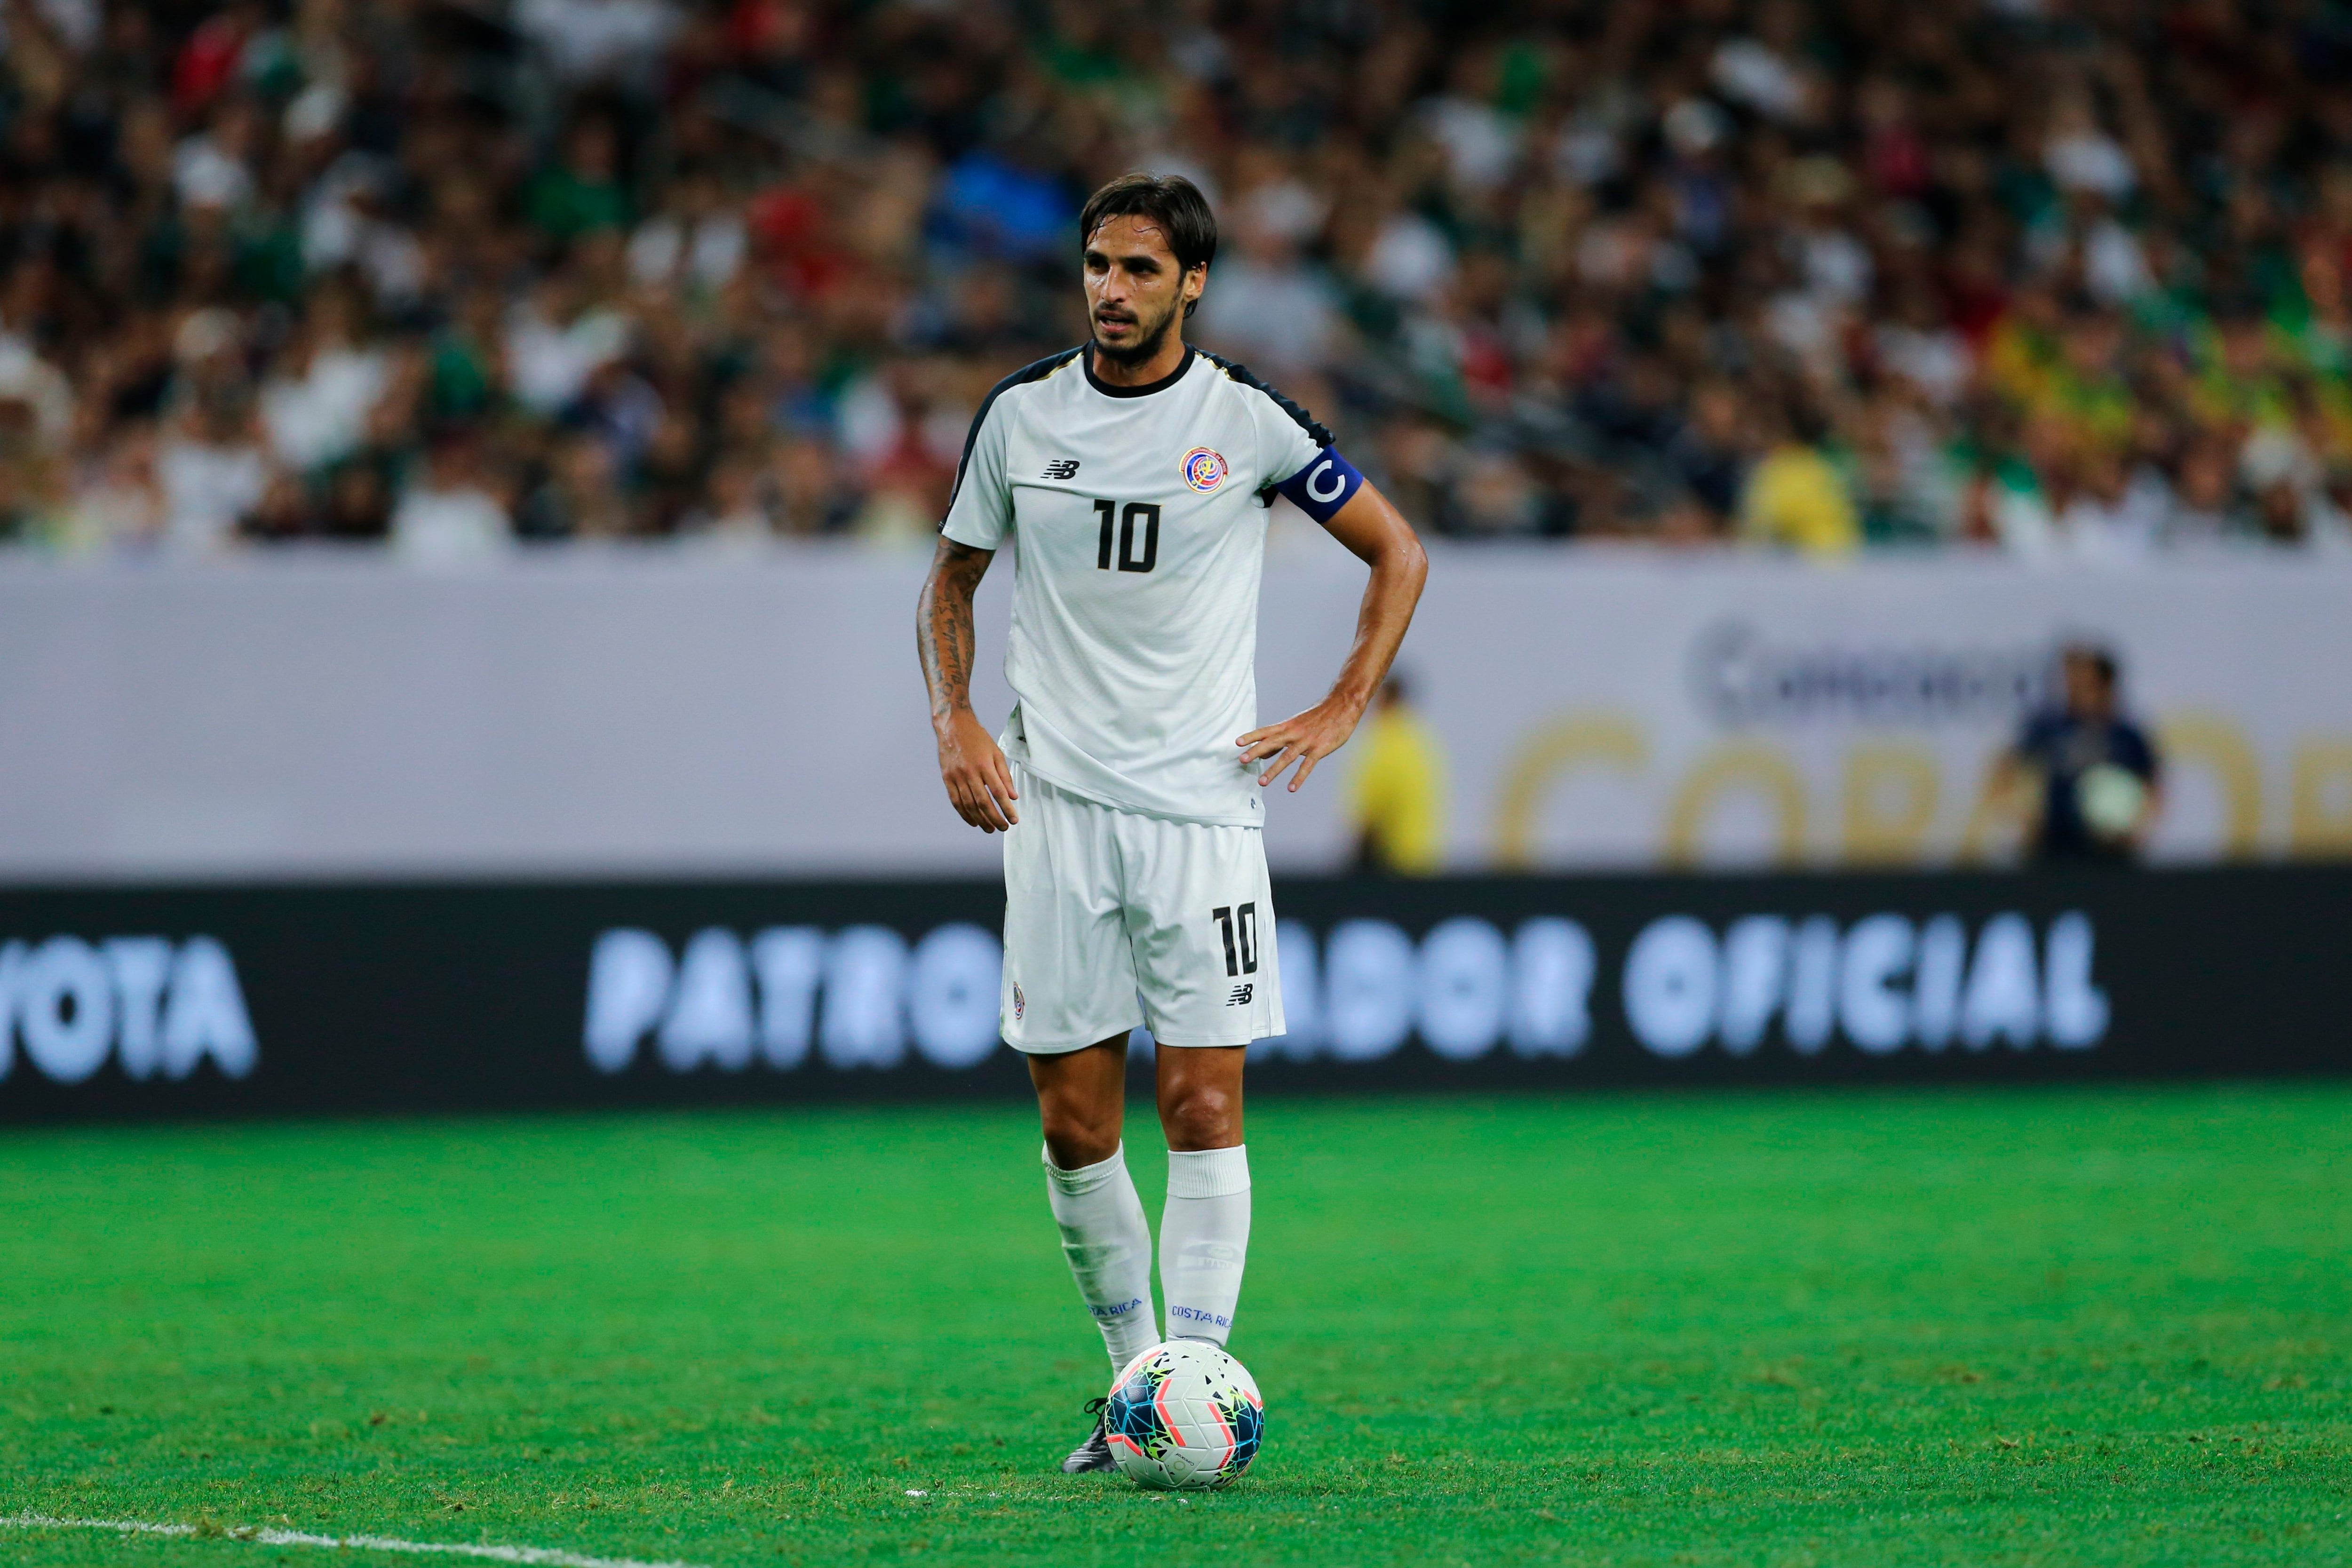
[1093,498,1160,573]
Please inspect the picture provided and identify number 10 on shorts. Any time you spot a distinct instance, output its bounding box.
[1212,903,1259,979]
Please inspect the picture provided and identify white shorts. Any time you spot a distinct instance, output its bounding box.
[1000,765,1284,1054]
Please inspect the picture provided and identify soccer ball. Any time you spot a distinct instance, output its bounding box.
[2076,763,2146,842]
[1102,1340,1264,1489]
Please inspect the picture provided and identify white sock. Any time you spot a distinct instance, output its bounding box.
[1160,1146,1251,1346]
[1042,1143,1160,1372]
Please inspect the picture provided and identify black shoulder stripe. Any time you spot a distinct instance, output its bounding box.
[1199,348,1335,448]
[947,345,1087,512]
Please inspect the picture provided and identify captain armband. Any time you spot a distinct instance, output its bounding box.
[1271,447,1365,524]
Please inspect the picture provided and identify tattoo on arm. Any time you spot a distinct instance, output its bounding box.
[918,537,992,726]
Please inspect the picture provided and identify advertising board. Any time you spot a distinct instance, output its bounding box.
[3,554,2347,879]
[2,868,2340,1122]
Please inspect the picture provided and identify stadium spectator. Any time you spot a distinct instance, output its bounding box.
[0,0,2350,557]
[391,426,511,562]
[1739,400,1859,554]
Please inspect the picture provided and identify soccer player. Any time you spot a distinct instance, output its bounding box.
[915,173,1427,1472]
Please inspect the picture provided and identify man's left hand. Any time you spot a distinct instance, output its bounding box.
[1238,696,1367,793]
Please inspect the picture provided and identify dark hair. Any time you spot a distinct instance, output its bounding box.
[2062,642,2119,687]
[1079,173,1217,316]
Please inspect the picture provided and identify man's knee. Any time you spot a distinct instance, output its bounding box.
[1159,1080,1239,1151]
[1032,1037,1129,1169]
[1039,1094,1121,1169]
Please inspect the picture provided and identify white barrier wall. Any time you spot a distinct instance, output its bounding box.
[2,544,2347,879]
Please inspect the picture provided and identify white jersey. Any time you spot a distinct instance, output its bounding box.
[940,344,1332,826]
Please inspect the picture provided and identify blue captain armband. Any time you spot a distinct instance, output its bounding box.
[1272,447,1365,523]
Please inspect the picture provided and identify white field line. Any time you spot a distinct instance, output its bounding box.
[0,1512,709,1568]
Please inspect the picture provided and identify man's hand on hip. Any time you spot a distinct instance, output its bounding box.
[1238,693,1367,793]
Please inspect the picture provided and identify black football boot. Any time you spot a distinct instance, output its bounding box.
[1060,1397,1116,1474]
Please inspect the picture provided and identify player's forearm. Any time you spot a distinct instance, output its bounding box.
[918,538,992,729]
[1324,532,1427,715]
[1312,483,1427,716]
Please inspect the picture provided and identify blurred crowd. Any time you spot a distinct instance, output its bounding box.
[4,0,2352,558]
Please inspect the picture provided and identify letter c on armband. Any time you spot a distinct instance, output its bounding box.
[1275,446,1365,523]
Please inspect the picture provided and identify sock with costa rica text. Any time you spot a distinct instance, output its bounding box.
[1160,1145,1250,1345]
[1043,1143,1159,1373]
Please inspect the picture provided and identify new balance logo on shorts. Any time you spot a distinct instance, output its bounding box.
[1041,459,1080,479]
[1227,984,1253,1006]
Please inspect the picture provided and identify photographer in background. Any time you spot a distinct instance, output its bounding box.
[1347,674,1446,875]
[1999,644,2163,864]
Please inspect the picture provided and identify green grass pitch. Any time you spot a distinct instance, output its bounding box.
[1,1084,2347,1567]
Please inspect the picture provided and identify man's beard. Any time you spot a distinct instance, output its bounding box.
[1091,303,1180,366]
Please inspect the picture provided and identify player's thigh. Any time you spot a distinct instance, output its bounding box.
[1117,816,1283,1047]
[1001,771,1146,1053]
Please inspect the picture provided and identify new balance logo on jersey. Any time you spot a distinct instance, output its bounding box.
[1041,459,1081,480]
[1227,984,1254,1006]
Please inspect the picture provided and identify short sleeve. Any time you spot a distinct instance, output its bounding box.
[1200,352,1331,491]
[1257,394,1327,492]
[940,397,1012,549]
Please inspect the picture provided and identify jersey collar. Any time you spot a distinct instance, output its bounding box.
[1083,343,1194,398]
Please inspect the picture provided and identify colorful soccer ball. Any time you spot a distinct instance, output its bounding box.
[1102,1340,1264,1490]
